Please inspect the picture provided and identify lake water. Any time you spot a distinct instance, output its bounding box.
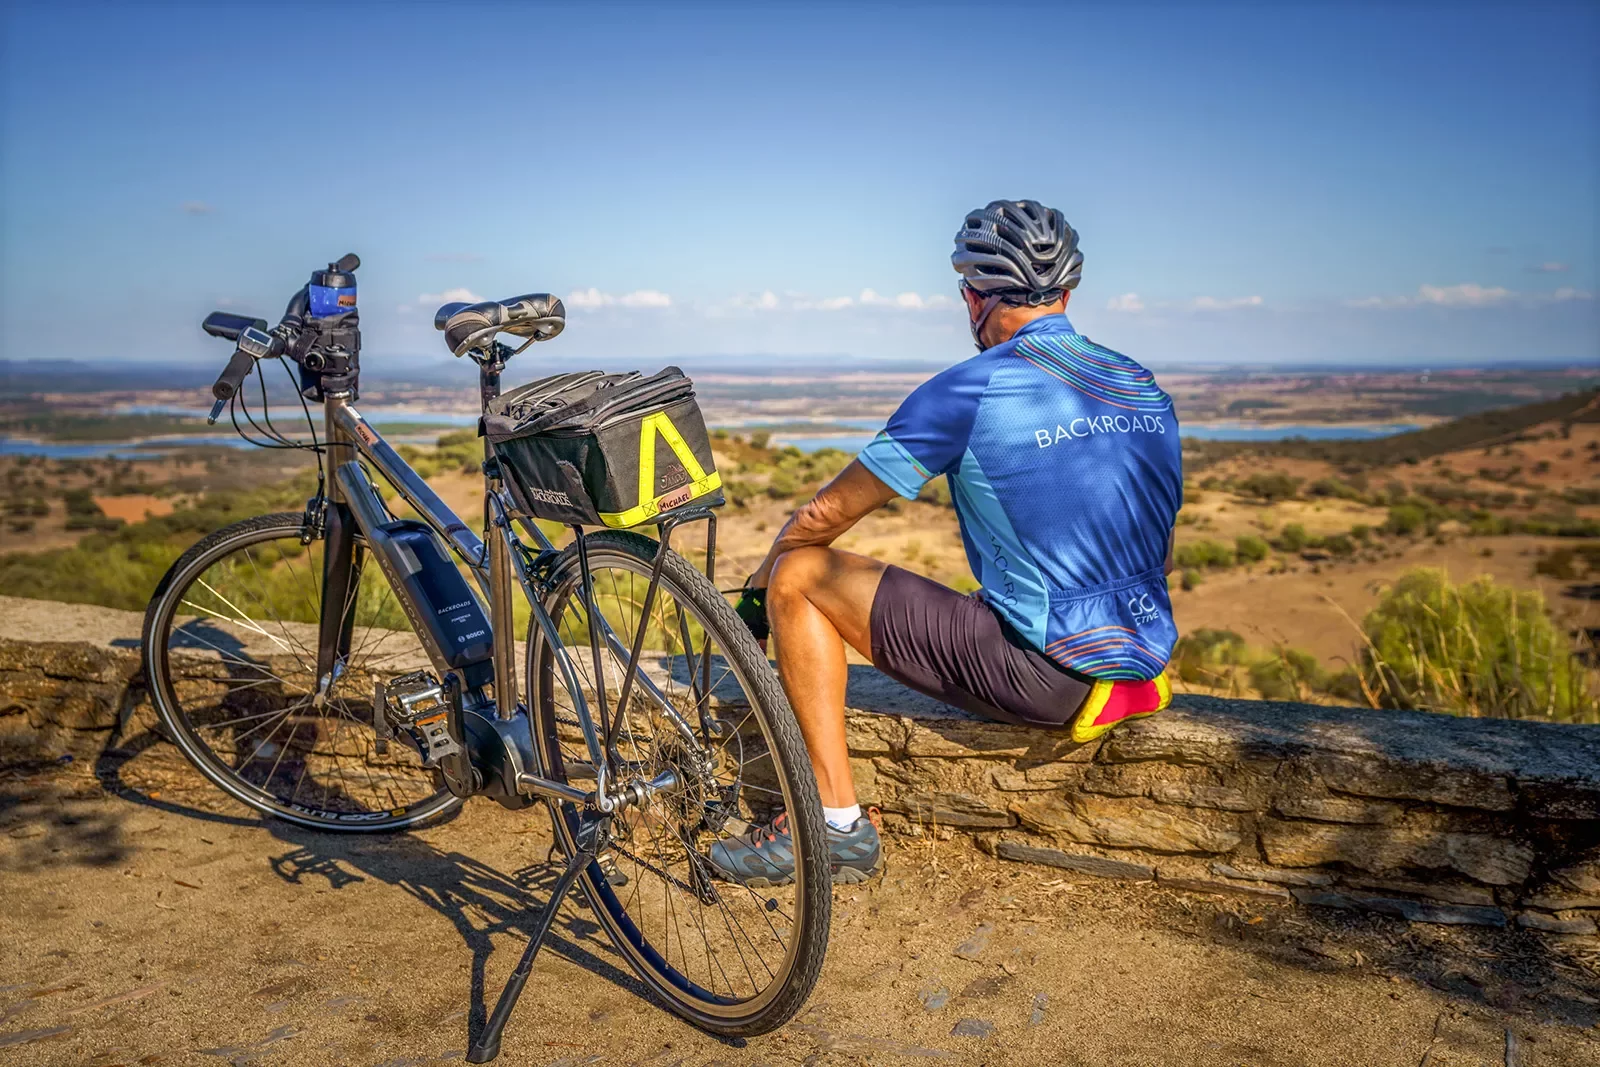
[0,419,1423,459]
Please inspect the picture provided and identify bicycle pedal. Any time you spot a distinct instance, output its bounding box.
[380,671,462,767]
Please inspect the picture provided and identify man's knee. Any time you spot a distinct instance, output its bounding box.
[768,545,835,612]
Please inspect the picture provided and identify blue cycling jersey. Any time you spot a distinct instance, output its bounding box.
[858,314,1183,680]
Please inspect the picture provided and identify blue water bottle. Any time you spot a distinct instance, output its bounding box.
[308,259,358,318]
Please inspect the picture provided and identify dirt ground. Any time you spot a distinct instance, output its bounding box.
[3,760,1599,1067]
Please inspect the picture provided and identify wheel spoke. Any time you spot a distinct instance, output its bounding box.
[532,541,818,1014]
[151,521,452,828]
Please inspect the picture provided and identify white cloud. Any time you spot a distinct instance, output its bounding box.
[1528,262,1570,274]
[854,288,951,310]
[567,287,672,309]
[1188,294,1264,310]
[1105,292,1260,312]
[181,200,213,215]
[419,288,484,306]
[1418,283,1510,307]
[1349,283,1512,309]
[718,288,952,314]
[1549,287,1594,302]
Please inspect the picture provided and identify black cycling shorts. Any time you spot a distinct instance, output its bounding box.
[868,565,1092,728]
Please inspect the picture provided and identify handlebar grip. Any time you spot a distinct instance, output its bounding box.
[213,347,257,401]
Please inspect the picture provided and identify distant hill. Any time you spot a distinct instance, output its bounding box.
[1183,388,1600,470]
[0,360,217,394]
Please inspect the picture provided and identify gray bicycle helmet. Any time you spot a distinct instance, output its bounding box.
[952,199,1083,302]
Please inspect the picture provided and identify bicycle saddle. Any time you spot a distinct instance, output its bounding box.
[434,294,566,357]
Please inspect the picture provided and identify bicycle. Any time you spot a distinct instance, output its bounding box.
[139,254,831,1062]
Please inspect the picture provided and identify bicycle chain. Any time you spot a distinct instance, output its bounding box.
[607,839,704,897]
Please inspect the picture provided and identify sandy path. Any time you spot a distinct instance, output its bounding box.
[2,762,1597,1067]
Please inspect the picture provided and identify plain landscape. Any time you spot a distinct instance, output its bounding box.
[3,358,1600,1065]
[3,360,1597,723]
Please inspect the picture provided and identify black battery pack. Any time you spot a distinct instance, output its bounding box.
[382,520,494,669]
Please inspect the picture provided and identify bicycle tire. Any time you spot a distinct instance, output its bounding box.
[526,530,830,1036]
[141,512,462,831]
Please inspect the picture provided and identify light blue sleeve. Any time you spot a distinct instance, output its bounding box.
[858,432,934,500]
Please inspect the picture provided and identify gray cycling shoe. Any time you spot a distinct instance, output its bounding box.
[705,812,881,888]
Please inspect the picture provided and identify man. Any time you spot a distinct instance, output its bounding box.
[708,200,1184,886]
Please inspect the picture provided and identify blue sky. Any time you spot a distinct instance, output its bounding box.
[2,1,1596,372]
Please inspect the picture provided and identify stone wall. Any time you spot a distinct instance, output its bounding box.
[3,595,1598,939]
[839,670,1600,937]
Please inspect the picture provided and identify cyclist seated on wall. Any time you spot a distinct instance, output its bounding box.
[707,199,1185,887]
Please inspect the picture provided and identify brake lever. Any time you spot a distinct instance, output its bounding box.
[206,326,283,424]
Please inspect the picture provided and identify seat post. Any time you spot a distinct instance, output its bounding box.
[476,342,520,722]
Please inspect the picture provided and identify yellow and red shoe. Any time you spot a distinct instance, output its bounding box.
[1069,670,1172,744]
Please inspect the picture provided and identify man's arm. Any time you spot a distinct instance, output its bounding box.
[747,459,899,588]
[1165,528,1176,576]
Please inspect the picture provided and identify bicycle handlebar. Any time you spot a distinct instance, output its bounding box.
[202,253,360,421]
[207,325,288,423]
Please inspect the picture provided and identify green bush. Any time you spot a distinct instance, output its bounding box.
[1236,471,1302,502]
[1359,569,1596,723]
[1180,568,1202,591]
[1383,504,1427,536]
[1234,534,1270,563]
[766,470,799,499]
[1175,539,1235,570]
[1248,646,1327,702]
[1321,533,1355,557]
[1307,477,1363,500]
[1273,523,1308,552]
[1170,628,1247,687]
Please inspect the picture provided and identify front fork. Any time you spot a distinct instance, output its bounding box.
[315,501,362,702]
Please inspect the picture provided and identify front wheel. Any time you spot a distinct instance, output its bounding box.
[140,512,462,831]
[526,531,831,1036]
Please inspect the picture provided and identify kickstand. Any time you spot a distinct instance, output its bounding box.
[466,843,594,1063]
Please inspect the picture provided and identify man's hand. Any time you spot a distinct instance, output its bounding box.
[734,587,770,643]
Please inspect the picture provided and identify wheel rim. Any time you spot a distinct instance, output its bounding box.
[148,520,457,827]
[532,543,812,1018]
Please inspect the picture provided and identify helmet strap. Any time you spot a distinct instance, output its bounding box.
[969,292,1007,351]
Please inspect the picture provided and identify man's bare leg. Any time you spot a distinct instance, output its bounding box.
[766,546,887,808]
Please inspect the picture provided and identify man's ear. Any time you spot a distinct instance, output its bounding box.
[961,286,982,317]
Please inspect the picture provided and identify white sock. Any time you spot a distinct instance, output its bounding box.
[823,804,862,831]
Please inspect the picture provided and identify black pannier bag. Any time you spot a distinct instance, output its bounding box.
[483,367,723,528]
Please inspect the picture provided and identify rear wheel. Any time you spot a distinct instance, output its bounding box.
[527,531,830,1036]
[140,512,461,830]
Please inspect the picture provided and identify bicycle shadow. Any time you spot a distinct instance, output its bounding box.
[259,819,717,1051]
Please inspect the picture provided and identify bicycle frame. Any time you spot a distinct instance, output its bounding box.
[312,380,714,817]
